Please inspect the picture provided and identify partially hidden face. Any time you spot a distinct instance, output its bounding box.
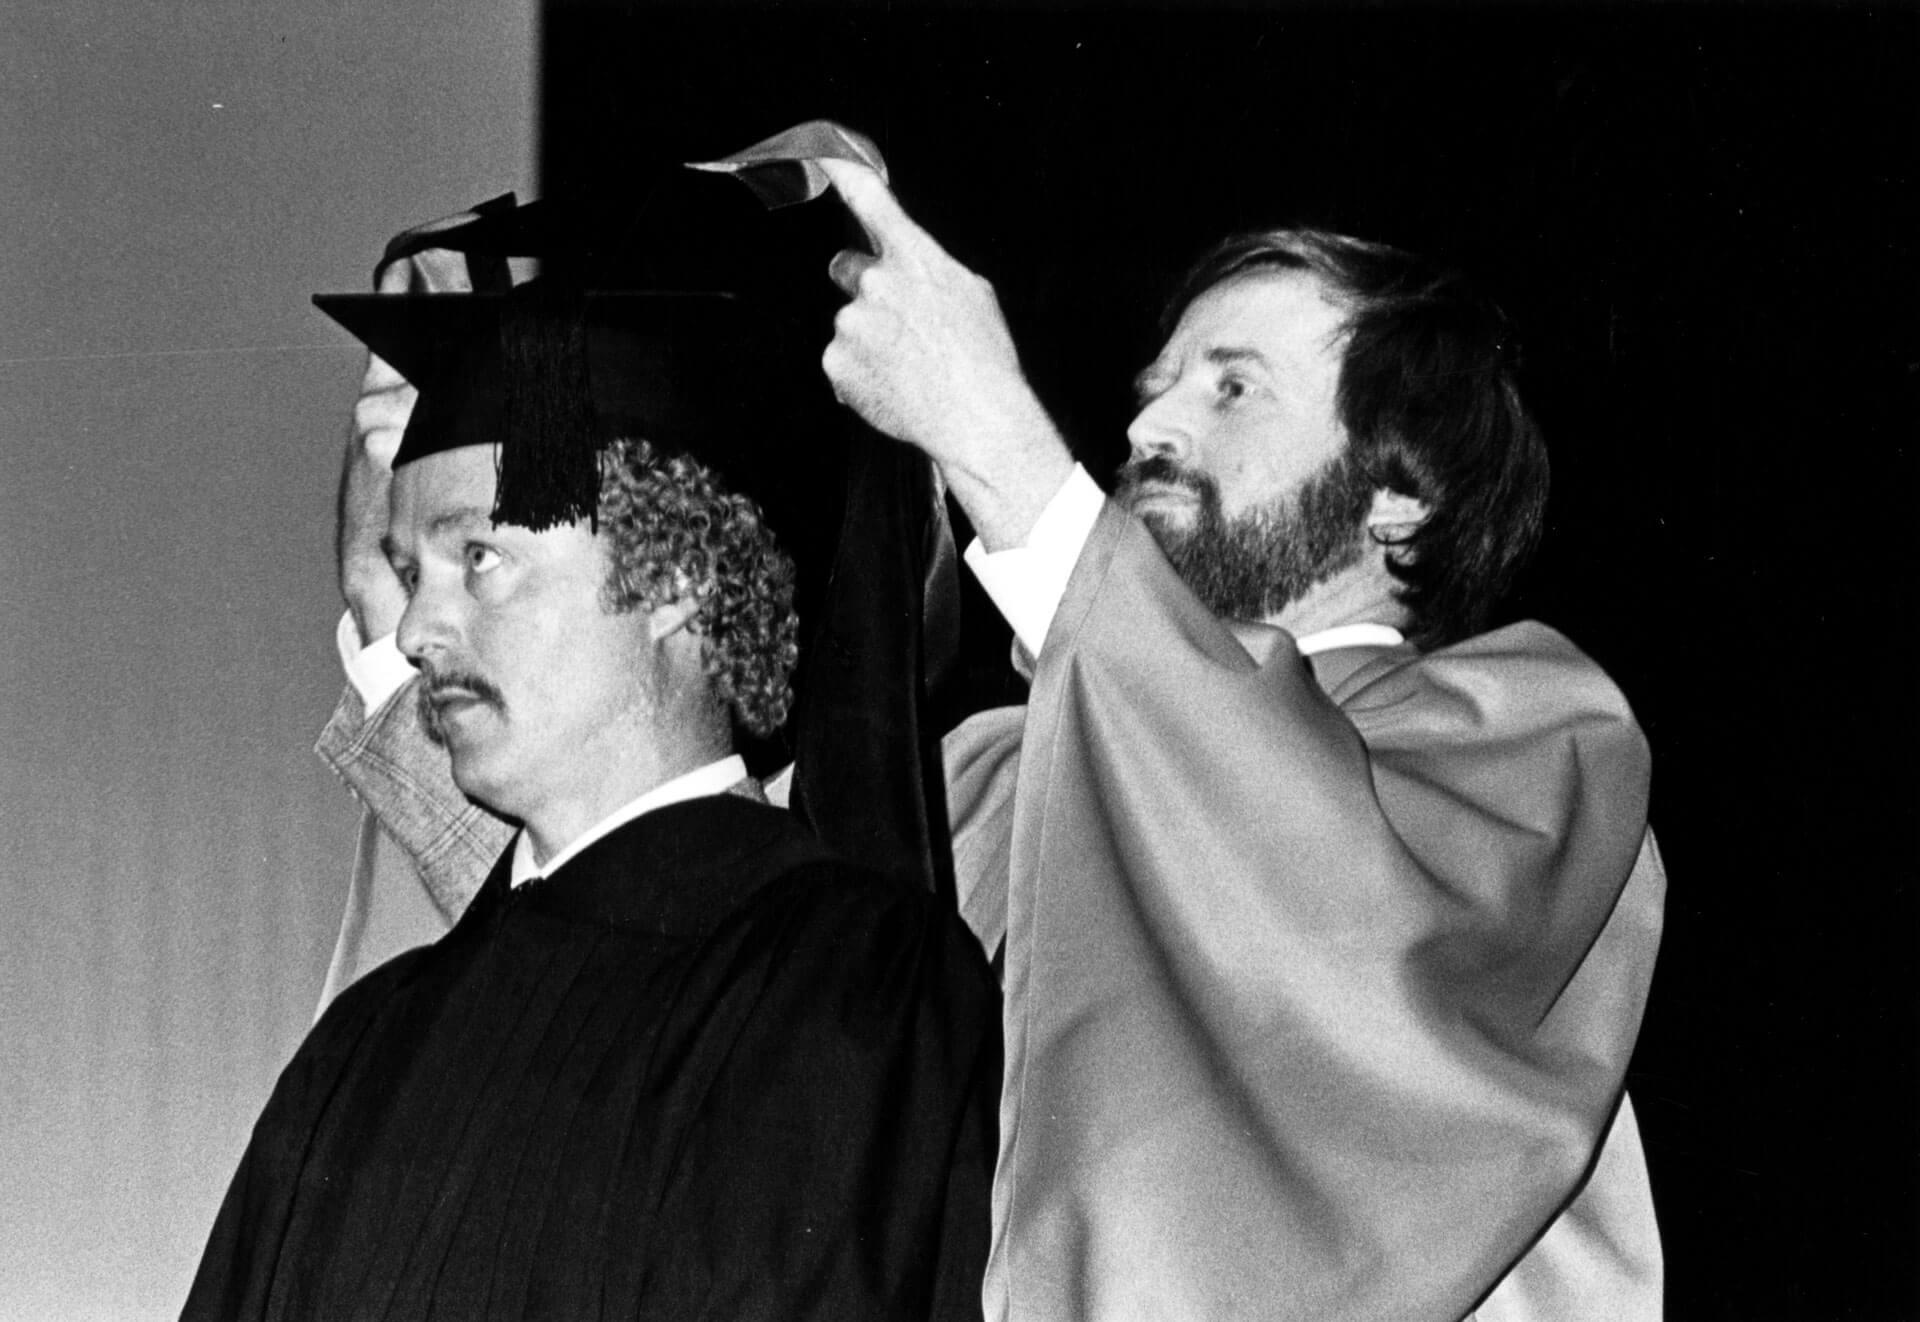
[386,444,659,823]
[1116,269,1372,620]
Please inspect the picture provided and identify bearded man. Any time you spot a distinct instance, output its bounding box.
[821,161,1666,1321]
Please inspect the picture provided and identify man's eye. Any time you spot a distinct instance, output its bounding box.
[1217,375,1250,403]
[465,545,502,574]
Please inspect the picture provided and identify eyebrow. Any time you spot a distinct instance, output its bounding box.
[424,506,497,538]
[1133,345,1274,404]
[381,504,496,565]
[1203,346,1272,372]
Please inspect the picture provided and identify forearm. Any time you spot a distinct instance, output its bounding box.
[335,333,415,643]
[337,441,405,644]
[933,401,1076,553]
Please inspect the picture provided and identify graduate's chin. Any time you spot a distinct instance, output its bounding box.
[432,705,511,802]
[435,709,495,760]
[445,742,510,812]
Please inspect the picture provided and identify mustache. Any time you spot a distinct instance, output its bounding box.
[1113,455,1214,503]
[415,667,505,746]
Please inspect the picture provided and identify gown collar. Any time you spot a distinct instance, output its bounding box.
[475,792,833,938]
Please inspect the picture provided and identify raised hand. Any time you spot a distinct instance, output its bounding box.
[819,158,1073,551]
[336,243,428,643]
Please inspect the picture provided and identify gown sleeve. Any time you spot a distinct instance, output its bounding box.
[961,500,1663,1320]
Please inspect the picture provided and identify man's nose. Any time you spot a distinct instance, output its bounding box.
[395,576,457,669]
[1125,390,1192,464]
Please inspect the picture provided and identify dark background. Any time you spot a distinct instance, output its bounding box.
[544,2,1915,1317]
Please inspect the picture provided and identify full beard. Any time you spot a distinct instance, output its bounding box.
[1113,450,1374,622]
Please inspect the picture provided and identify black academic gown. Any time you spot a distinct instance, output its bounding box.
[183,794,1000,1321]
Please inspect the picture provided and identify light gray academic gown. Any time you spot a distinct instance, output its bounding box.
[943,501,1665,1320]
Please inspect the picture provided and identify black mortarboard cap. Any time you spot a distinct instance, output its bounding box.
[311,284,837,546]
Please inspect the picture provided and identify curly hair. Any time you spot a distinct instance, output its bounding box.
[1162,230,1550,650]
[596,437,800,737]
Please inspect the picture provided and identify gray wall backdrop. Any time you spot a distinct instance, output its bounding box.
[0,3,534,1314]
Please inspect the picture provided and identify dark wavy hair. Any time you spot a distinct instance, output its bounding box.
[1162,230,1550,650]
[596,437,799,737]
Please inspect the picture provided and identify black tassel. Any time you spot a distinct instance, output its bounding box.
[492,289,603,531]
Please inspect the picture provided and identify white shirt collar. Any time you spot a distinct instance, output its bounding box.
[508,754,750,888]
[1293,622,1405,657]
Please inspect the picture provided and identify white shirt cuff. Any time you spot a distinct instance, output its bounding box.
[962,464,1106,658]
[335,610,418,717]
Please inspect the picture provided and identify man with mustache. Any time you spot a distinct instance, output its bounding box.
[820,161,1665,1321]
[183,284,998,1319]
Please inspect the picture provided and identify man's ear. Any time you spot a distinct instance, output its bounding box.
[1366,488,1430,555]
[647,593,702,643]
